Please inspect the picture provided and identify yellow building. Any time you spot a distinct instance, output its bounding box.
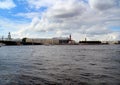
[22,35,74,45]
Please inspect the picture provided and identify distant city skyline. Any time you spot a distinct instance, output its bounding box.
[0,0,120,41]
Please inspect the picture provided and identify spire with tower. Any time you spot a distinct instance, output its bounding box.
[69,34,72,41]
[8,32,11,40]
[85,37,87,41]
[68,34,75,44]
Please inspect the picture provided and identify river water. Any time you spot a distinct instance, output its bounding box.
[0,45,120,85]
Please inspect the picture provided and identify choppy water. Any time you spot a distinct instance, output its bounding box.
[0,45,120,85]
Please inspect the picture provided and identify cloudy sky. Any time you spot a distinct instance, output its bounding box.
[0,0,120,41]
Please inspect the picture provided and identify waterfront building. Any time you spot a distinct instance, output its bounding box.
[79,41,102,45]
[22,35,73,45]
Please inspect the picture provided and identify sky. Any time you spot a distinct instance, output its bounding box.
[0,0,120,41]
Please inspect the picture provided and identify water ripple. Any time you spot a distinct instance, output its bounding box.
[0,45,120,85]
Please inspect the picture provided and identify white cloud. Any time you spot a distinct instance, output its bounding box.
[0,16,30,38]
[0,0,16,9]
[16,12,42,19]
[27,0,56,9]
[85,25,111,35]
[3,0,120,41]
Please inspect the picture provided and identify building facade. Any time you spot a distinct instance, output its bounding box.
[22,38,70,45]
